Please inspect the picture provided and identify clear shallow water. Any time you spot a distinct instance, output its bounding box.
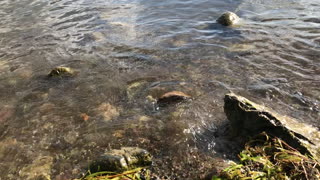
[0,0,319,179]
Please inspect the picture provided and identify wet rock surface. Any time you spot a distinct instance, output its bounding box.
[157,91,191,107]
[89,147,152,173]
[125,77,196,112]
[217,12,240,26]
[48,67,76,78]
[224,93,320,160]
[1,0,319,179]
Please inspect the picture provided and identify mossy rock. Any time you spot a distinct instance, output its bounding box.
[48,67,75,77]
[217,12,240,26]
[89,147,152,173]
[224,93,320,161]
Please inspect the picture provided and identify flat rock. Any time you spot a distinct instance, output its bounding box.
[89,147,152,173]
[157,91,191,107]
[224,93,320,160]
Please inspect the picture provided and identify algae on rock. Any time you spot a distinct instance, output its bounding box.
[88,147,152,174]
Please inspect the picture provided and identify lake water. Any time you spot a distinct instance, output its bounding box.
[0,0,319,179]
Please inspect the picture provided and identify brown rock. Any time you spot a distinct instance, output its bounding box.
[80,113,90,121]
[39,103,55,114]
[157,91,191,106]
[0,105,14,122]
[95,103,120,122]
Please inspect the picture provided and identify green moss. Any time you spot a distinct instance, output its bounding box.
[216,132,320,180]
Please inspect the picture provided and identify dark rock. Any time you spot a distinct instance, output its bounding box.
[224,93,320,160]
[157,91,191,107]
[89,147,152,173]
[217,12,240,26]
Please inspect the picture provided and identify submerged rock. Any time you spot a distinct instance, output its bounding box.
[19,156,53,180]
[94,103,120,122]
[248,83,282,98]
[157,91,191,107]
[0,105,14,123]
[48,66,75,77]
[228,43,255,52]
[126,77,157,100]
[217,12,240,26]
[89,147,152,173]
[224,93,320,160]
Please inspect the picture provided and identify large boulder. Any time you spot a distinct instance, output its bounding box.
[224,93,320,160]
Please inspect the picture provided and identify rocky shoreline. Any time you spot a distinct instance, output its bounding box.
[76,93,320,180]
[38,12,320,178]
[2,9,319,179]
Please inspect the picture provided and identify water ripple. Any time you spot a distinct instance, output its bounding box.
[0,0,320,179]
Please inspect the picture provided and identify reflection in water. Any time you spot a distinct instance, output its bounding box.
[0,0,319,179]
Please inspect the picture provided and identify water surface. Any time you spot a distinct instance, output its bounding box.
[0,0,319,179]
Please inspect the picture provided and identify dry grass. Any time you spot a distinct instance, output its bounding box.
[80,167,150,180]
[214,132,320,180]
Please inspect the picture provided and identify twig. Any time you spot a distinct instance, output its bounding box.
[313,162,318,169]
[301,160,309,180]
